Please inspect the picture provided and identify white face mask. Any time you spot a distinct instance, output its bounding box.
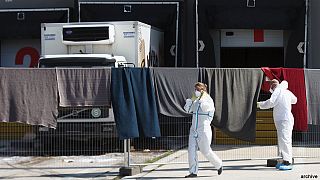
[269,88,274,94]
[195,90,201,97]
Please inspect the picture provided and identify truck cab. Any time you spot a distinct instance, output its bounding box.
[37,54,123,144]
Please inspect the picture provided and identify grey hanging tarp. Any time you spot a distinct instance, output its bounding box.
[202,68,264,142]
[56,68,111,107]
[111,68,161,140]
[0,68,58,128]
[151,67,199,117]
[304,69,320,125]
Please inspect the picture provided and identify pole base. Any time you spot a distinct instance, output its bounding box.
[119,166,142,177]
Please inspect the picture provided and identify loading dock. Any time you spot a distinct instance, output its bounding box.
[78,0,181,67]
[198,0,306,68]
[0,0,74,67]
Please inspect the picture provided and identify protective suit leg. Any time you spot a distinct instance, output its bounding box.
[275,124,282,157]
[275,120,293,163]
[198,131,222,169]
[188,132,199,174]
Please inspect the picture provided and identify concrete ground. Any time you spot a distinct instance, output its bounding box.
[123,151,320,180]
[0,156,120,180]
[123,145,320,180]
[0,146,319,179]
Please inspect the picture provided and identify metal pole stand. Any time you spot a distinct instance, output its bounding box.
[119,139,142,177]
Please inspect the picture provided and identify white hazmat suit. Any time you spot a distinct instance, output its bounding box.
[258,81,297,163]
[184,92,222,175]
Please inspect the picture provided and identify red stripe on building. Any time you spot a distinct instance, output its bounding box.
[254,29,264,42]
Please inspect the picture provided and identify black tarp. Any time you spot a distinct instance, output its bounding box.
[111,68,161,140]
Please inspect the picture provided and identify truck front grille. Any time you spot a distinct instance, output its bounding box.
[58,106,110,119]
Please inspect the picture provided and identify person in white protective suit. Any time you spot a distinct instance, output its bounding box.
[257,79,297,170]
[184,82,223,178]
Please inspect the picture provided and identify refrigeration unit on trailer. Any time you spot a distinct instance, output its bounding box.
[40,21,164,67]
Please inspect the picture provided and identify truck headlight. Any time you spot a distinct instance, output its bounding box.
[91,108,101,118]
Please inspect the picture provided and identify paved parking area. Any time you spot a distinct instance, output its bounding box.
[0,147,319,179]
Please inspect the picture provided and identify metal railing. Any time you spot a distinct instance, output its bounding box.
[1,111,319,169]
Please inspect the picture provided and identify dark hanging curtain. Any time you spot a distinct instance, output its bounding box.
[111,68,161,140]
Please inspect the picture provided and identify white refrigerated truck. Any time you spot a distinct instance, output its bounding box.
[38,21,164,143]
